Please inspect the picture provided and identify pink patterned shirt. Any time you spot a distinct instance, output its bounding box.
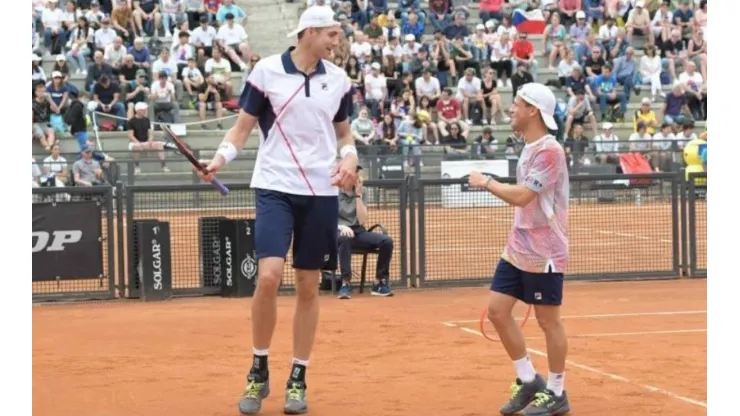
[502,135,570,274]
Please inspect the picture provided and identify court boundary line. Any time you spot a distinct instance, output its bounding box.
[442,310,707,325]
[444,322,707,409]
[457,327,706,340]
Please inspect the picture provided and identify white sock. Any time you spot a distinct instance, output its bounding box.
[513,356,536,383]
[253,348,268,356]
[292,358,309,366]
[547,372,565,396]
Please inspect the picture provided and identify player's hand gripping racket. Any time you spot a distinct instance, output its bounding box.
[479,302,532,342]
[161,125,229,196]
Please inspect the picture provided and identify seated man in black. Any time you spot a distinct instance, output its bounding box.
[336,167,394,300]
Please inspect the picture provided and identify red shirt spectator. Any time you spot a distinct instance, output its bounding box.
[436,96,461,120]
[205,0,221,13]
[480,0,504,13]
[512,37,534,61]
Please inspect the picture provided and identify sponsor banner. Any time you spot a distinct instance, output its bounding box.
[32,201,103,282]
[136,221,172,301]
[440,160,509,208]
[219,219,257,297]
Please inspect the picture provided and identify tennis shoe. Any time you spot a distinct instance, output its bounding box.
[371,280,394,297]
[338,284,352,299]
[283,381,308,414]
[524,389,570,415]
[238,373,270,415]
[500,374,546,415]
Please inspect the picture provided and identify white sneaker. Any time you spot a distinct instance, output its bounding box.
[466,119,473,125]
[497,79,503,88]
[81,70,88,76]
[506,79,512,88]
[164,32,172,39]
[134,167,141,175]
[482,118,488,125]
[162,166,171,173]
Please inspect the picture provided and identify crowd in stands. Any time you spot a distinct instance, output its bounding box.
[318,0,707,170]
[32,0,259,190]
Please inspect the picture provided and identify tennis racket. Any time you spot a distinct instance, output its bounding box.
[479,302,532,342]
[161,125,230,196]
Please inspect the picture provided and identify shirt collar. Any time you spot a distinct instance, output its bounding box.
[281,47,326,75]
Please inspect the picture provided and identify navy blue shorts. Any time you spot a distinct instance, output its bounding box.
[490,259,564,306]
[255,189,339,270]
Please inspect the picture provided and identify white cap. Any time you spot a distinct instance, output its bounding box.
[51,71,63,78]
[404,34,415,42]
[603,122,613,130]
[485,20,496,28]
[576,10,586,19]
[287,6,340,38]
[636,0,644,7]
[476,23,485,30]
[56,54,66,61]
[370,62,381,70]
[134,102,148,111]
[516,83,558,131]
[641,97,651,105]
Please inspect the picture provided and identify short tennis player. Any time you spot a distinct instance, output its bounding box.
[196,6,358,415]
[468,83,571,415]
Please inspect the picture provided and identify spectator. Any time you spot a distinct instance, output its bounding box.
[694,0,707,38]
[543,12,567,70]
[640,44,663,101]
[350,107,377,151]
[510,61,534,99]
[172,31,196,74]
[570,11,592,64]
[127,102,171,174]
[119,54,140,85]
[401,11,425,41]
[85,1,105,29]
[451,36,479,79]
[399,0,425,21]
[132,0,162,37]
[195,74,224,130]
[607,28,629,61]
[42,144,70,187]
[124,69,151,118]
[32,82,57,150]
[480,0,506,23]
[594,64,626,121]
[364,62,387,119]
[46,71,70,114]
[663,82,690,125]
[584,0,605,24]
[557,49,579,87]
[110,1,134,42]
[42,0,66,56]
[66,16,93,73]
[511,32,538,82]
[365,14,384,39]
[64,89,88,149]
[626,1,654,44]
[32,158,42,190]
[93,74,126,130]
[205,47,232,97]
[397,111,428,168]
[104,36,127,69]
[415,69,442,106]
[456,68,483,125]
[73,145,107,186]
[583,46,606,81]
[153,48,185,101]
[428,0,452,32]
[490,32,514,86]
[336,168,394,299]
[565,89,598,137]
[651,122,676,170]
[85,50,114,92]
[593,122,619,164]
[149,70,180,123]
[469,24,488,62]
[597,16,619,48]
[183,56,205,101]
[442,121,470,157]
[191,15,217,59]
[496,16,518,38]
[128,37,152,69]
[661,28,687,83]
[675,119,697,151]
[481,68,509,124]
[612,46,638,102]
[215,12,250,71]
[184,0,206,29]
[651,1,673,43]
[633,97,658,135]
[678,61,705,121]
[686,28,706,82]
[162,0,187,39]
[564,123,593,167]
[215,0,246,25]
[443,13,470,41]
[673,0,695,42]
[558,0,581,26]
[629,121,652,153]
[94,17,117,52]
[382,13,402,39]
[474,126,499,157]
[32,55,47,84]
[377,113,398,151]
[565,65,595,101]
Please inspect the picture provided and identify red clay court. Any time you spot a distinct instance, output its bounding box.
[33,278,707,416]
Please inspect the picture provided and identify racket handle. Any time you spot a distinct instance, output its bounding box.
[211,177,230,196]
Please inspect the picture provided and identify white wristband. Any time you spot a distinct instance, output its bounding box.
[340,145,357,159]
[216,142,238,164]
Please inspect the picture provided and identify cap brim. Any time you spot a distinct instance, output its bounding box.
[542,113,558,131]
[286,22,340,38]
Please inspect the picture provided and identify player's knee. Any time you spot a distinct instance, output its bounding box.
[487,303,510,326]
[295,271,319,301]
[535,312,562,333]
[378,236,393,251]
[256,265,282,294]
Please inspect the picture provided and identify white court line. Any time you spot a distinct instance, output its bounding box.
[447,323,707,409]
[444,310,707,324]
[520,329,707,340]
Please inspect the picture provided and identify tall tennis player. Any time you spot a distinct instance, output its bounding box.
[468,83,571,415]
[195,6,358,415]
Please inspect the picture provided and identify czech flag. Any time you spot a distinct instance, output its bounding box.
[512,9,546,34]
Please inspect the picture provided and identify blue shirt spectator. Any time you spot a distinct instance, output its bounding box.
[401,14,425,40]
[216,2,247,24]
[594,72,617,94]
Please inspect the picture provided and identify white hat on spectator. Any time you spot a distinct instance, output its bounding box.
[56,54,66,62]
[603,122,613,130]
[485,20,496,28]
[32,54,41,62]
[286,5,340,38]
[576,10,586,19]
[641,97,651,105]
[370,62,381,70]
[134,102,148,111]
[51,71,63,78]
[476,23,485,31]
[404,34,415,42]
[516,83,558,131]
[635,0,645,7]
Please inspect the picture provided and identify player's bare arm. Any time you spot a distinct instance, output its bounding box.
[332,119,359,192]
[468,172,538,207]
[196,110,258,182]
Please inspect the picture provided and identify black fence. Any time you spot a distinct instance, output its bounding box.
[31,171,707,302]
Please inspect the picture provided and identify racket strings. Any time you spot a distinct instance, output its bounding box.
[478,304,532,342]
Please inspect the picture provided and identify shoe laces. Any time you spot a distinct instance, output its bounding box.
[508,382,523,400]
[243,379,264,399]
[532,390,553,407]
[287,382,304,401]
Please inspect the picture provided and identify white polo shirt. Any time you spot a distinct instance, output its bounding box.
[241,48,352,196]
